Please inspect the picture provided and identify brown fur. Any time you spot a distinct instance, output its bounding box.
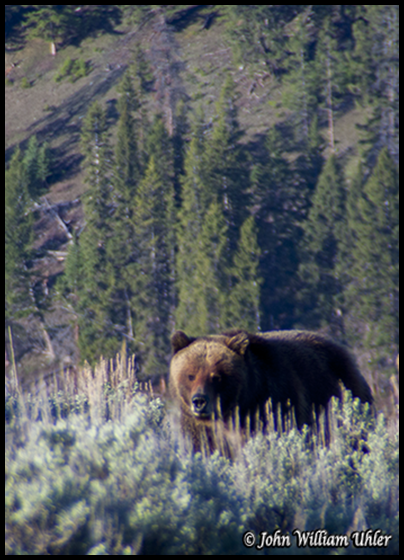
[169,329,373,454]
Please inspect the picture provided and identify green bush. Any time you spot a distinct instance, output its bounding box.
[55,57,90,83]
[5,381,399,554]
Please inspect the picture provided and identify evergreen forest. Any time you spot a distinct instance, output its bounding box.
[5,5,399,382]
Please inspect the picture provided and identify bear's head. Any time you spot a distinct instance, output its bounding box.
[170,330,250,423]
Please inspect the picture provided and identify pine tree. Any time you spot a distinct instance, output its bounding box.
[114,71,140,199]
[348,148,399,352]
[228,215,262,331]
[23,6,73,55]
[349,6,377,106]
[5,148,34,319]
[176,98,242,334]
[193,199,229,333]
[106,72,141,345]
[79,102,112,285]
[175,111,208,333]
[357,6,399,162]
[283,8,318,143]
[132,155,173,376]
[153,114,177,319]
[64,102,118,364]
[145,115,173,176]
[338,161,364,285]
[250,127,301,330]
[314,15,347,153]
[298,154,346,327]
[205,76,247,252]
[63,230,83,298]
[222,6,291,73]
[23,135,51,198]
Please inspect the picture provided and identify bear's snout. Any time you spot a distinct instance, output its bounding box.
[191,393,210,417]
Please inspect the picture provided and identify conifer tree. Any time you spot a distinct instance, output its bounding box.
[63,230,83,298]
[205,76,247,252]
[337,161,364,288]
[5,148,34,319]
[293,115,324,217]
[222,5,291,73]
[352,6,399,162]
[107,72,140,345]
[65,101,118,364]
[283,8,318,143]
[314,16,347,153]
[348,148,399,352]
[193,199,229,333]
[79,102,112,288]
[227,215,262,332]
[298,154,346,327]
[132,156,173,375]
[175,111,208,333]
[176,96,242,334]
[23,135,51,198]
[114,71,140,199]
[128,45,154,162]
[250,128,300,330]
[349,6,377,106]
[23,5,73,55]
[146,115,176,325]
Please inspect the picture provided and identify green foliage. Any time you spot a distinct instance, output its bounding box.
[227,215,262,331]
[20,76,31,88]
[102,71,141,359]
[175,78,250,334]
[175,111,208,333]
[18,6,122,53]
[9,6,398,376]
[346,148,399,353]
[64,101,118,364]
[129,43,155,95]
[115,71,140,190]
[298,154,347,326]
[5,136,51,323]
[23,5,73,50]
[5,148,34,319]
[193,199,229,332]
[221,6,294,72]
[131,153,173,374]
[205,75,248,246]
[250,127,308,331]
[5,383,399,555]
[55,57,90,83]
[62,88,175,373]
[282,9,318,143]
[23,134,51,198]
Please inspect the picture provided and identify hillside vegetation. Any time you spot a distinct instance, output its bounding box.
[5,6,399,394]
[5,351,399,554]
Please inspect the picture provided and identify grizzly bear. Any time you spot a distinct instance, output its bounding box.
[169,329,373,455]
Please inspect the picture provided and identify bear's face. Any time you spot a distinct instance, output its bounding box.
[170,331,249,424]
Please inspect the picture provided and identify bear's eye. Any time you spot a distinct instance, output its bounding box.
[211,372,222,385]
[188,375,195,382]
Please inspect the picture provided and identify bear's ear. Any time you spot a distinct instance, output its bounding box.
[226,332,250,356]
[171,331,194,354]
